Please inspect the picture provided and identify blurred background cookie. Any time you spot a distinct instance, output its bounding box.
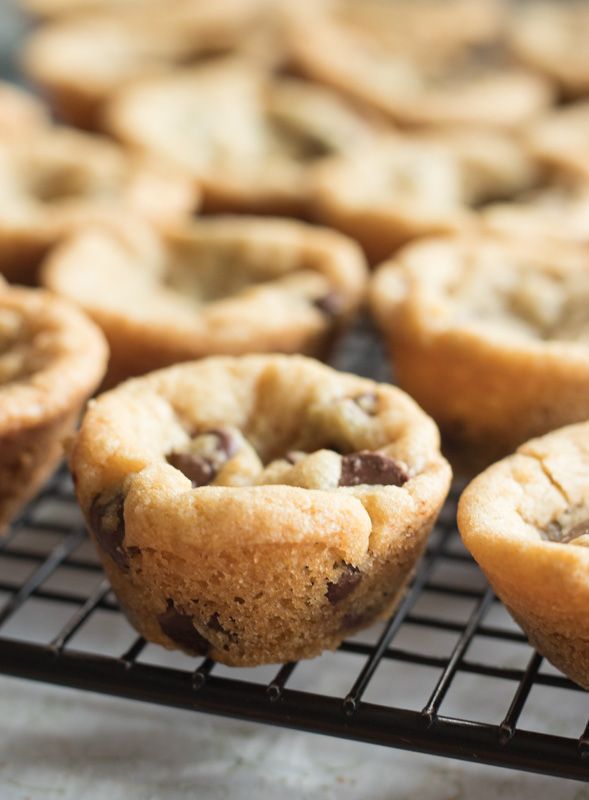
[22,0,276,129]
[370,235,589,471]
[41,216,367,384]
[527,101,589,182]
[0,280,107,532]
[312,129,539,263]
[0,125,198,285]
[105,59,381,216]
[509,1,589,98]
[285,2,553,129]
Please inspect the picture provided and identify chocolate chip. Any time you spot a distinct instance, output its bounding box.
[207,612,224,632]
[166,428,240,487]
[341,611,370,630]
[313,292,343,318]
[326,563,362,605]
[207,612,238,643]
[339,452,409,487]
[89,491,128,570]
[167,451,215,487]
[206,428,240,460]
[158,599,209,654]
[353,393,378,416]
[562,519,589,544]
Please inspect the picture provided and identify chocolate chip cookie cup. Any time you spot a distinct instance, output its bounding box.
[22,1,267,129]
[0,281,108,532]
[42,216,367,385]
[458,421,589,689]
[70,355,451,665]
[286,4,553,129]
[370,235,589,470]
[312,131,539,264]
[105,59,380,216]
[0,125,198,285]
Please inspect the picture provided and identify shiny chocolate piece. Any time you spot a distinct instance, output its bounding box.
[166,451,215,487]
[339,451,409,487]
[89,491,128,570]
[167,428,240,487]
[207,427,240,460]
[158,599,209,654]
[326,563,362,605]
[562,518,589,544]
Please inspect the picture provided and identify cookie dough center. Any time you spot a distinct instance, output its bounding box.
[443,254,589,342]
[164,393,410,491]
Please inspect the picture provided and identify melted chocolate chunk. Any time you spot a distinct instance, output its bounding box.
[562,519,589,544]
[207,428,240,459]
[207,612,225,632]
[167,451,216,487]
[166,428,240,487]
[158,599,209,654]
[313,292,343,318]
[339,452,409,487]
[207,612,238,643]
[326,563,362,605]
[89,491,128,570]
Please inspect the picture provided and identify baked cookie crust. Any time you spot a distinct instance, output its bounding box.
[70,354,451,665]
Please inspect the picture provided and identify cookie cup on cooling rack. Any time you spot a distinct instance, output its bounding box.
[0,125,198,285]
[370,235,589,469]
[41,216,367,385]
[312,130,539,264]
[22,0,268,129]
[458,421,589,688]
[285,4,553,129]
[70,354,451,665]
[105,59,380,216]
[0,280,107,531]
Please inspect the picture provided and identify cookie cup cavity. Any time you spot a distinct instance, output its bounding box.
[458,422,589,688]
[70,355,451,665]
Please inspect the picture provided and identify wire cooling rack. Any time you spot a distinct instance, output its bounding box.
[1,321,588,783]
